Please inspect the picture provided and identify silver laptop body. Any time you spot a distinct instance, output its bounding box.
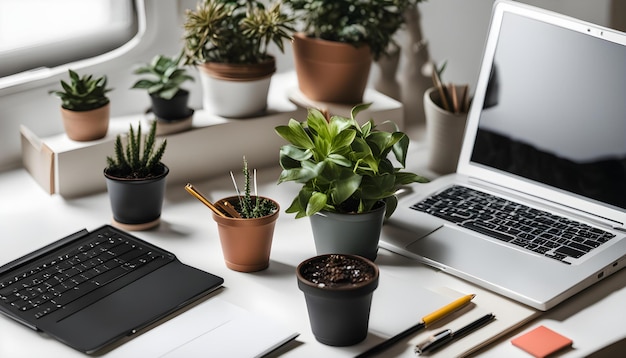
[381,0,626,311]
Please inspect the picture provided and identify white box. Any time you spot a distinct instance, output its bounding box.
[21,72,402,198]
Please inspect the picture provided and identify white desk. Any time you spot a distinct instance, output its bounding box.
[1,139,625,357]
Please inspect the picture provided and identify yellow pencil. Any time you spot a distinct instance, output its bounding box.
[422,294,476,325]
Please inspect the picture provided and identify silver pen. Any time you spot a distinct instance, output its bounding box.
[414,313,495,355]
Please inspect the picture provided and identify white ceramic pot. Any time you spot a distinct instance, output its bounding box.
[424,87,469,174]
[199,73,271,118]
[197,59,275,118]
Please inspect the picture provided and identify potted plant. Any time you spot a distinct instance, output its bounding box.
[187,158,279,272]
[297,253,379,346]
[285,0,422,104]
[49,69,112,141]
[104,120,168,231]
[130,53,195,134]
[182,0,295,118]
[275,103,428,260]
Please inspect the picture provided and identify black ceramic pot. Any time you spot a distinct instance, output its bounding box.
[104,164,169,231]
[296,254,379,346]
[150,89,193,120]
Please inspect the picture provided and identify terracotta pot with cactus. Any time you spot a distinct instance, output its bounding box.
[186,158,279,272]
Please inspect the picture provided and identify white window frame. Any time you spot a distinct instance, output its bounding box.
[0,0,145,92]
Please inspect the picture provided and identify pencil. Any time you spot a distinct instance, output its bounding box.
[184,183,227,218]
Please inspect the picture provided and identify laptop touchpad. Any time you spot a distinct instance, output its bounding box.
[406,225,519,271]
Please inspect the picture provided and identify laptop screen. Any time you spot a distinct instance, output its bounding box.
[469,11,626,210]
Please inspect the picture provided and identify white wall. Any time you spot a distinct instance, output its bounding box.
[0,0,614,171]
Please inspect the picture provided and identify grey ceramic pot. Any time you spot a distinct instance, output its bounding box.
[309,201,386,261]
[296,254,379,346]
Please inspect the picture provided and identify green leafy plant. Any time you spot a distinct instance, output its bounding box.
[285,0,423,59]
[130,53,194,100]
[105,121,167,179]
[49,69,112,111]
[231,157,277,218]
[182,0,295,65]
[275,103,428,218]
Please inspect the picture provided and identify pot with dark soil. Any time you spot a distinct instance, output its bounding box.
[296,254,379,346]
[104,121,168,231]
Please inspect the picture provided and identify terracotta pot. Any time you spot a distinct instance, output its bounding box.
[211,196,280,272]
[292,32,372,104]
[197,57,276,118]
[61,103,110,141]
[297,254,379,346]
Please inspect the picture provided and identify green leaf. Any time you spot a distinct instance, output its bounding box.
[350,102,372,120]
[392,132,410,167]
[326,153,351,167]
[279,145,311,163]
[275,119,314,149]
[306,108,330,139]
[330,128,356,153]
[306,192,328,216]
[328,169,361,205]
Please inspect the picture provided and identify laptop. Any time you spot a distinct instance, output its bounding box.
[0,225,224,354]
[381,0,626,311]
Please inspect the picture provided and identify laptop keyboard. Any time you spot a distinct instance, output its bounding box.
[411,185,616,264]
[0,228,173,319]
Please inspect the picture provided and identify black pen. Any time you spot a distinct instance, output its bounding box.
[414,313,496,355]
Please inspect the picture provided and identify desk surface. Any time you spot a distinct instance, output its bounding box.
[1,137,625,357]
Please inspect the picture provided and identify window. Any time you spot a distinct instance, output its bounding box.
[0,0,138,78]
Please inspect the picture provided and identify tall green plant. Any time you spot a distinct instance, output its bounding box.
[233,157,277,218]
[49,69,112,111]
[183,0,295,64]
[105,121,167,179]
[275,103,428,218]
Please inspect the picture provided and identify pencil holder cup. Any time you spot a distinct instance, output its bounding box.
[211,196,279,272]
[297,254,379,346]
[424,87,469,174]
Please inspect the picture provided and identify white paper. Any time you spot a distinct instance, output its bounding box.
[109,298,299,358]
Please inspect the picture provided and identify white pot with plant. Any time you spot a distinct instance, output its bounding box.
[182,0,295,118]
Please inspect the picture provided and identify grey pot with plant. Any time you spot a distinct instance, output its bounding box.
[182,0,295,117]
[186,157,279,272]
[49,69,113,141]
[275,103,428,260]
[285,0,422,104]
[104,120,169,231]
[131,53,195,124]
